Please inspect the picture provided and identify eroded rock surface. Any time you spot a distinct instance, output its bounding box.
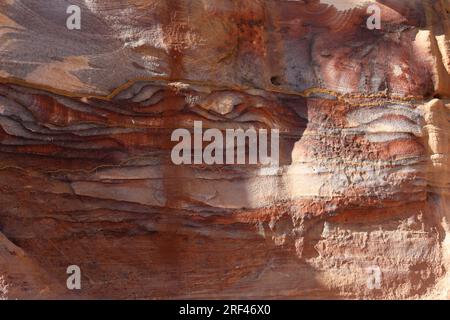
[0,0,449,299]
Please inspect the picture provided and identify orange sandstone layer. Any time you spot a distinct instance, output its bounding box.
[0,0,449,299]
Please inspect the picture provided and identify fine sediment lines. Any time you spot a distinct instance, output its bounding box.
[0,0,449,299]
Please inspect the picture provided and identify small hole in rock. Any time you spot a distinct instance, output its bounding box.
[271,76,281,86]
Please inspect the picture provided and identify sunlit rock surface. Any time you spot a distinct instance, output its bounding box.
[0,0,450,299]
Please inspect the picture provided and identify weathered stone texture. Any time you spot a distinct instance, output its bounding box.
[0,0,450,299]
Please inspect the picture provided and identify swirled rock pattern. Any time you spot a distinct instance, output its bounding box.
[0,0,449,299]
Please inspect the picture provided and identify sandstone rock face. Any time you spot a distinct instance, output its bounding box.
[0,0,449,299]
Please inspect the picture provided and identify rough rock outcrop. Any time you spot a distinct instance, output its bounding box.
[0,0,449,299]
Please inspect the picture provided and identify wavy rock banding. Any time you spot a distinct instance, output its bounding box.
[0,0,450,299]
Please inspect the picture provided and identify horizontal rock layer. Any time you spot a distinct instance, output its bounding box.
[0,0,450,299]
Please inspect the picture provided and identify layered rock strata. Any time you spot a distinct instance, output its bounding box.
[0,0,449,299]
